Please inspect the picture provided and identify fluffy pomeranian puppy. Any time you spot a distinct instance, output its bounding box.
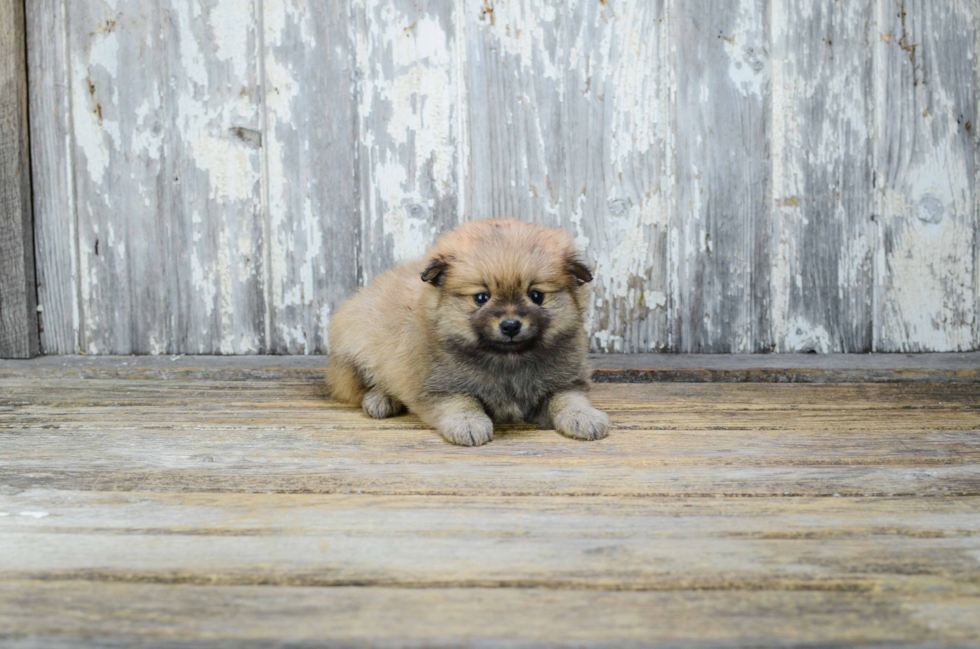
[327,219,609,446]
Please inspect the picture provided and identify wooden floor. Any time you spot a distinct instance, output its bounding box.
[1,357,979,647]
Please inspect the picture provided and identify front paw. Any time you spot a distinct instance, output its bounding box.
[554,406,610,441]
[439,411,494,447]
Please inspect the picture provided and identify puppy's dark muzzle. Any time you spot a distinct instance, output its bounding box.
[499,319,522,338]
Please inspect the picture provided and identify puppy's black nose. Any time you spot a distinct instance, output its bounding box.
[499,319,522,338]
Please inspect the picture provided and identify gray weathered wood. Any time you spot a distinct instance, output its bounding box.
[672,0,772,353]
[166,0,266,354]
[26,0,77,355]
[770,0,875,353]
[262,0,359,354]
[66,1,169,354]
[23,0,980,355]
[352,0,460,283]
[63,1,265,354]
[874,0,978,352]
[0,0,39,359]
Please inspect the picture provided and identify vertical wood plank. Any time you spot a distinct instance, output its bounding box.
[975,4,980,353]
[67,1,169,354]
[874,0,978,352]
[462,0,565,226]
[26,0,78,355]
[353,0,461,282]
[770,0,875,353]
[263,0,359,355]
[464,0,671,352]
[67,0,266,354]
[672,0,771,353]
[166,0,267,354]
[0,0,40,359]
[565,0,670,352]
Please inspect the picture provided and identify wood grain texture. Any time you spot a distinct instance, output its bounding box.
[262,0,359,354]
[26,0,78,355]
[166,0,266,355]
[62,1,266,354]
[0,0,39,359]
[352,0,461,282]
[2,352,980,383]
[874,0,979,352]
[770,0,874,353]
[0,368,979,645]
[672,0,772,353]
[66,1,168,354]
[2,377,978,497]
[464,0,670,352]
[3,491,980,592]
[23,0,980,354]
[3,583,978,647]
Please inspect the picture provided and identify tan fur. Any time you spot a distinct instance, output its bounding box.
[327,219,609,446]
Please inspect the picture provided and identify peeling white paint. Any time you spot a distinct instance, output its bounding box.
[874,0,978,352]
[210,0,251,79]
[771,0,874,352]
[724,0,768,98]
[43,0,980,355]
[356,0,458,269]
[479,0,560,81]
[71,58,109,185]
[783,317,832,354]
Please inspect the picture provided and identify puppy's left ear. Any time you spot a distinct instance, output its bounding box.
[566,255,593,285]
[421,256,449,285]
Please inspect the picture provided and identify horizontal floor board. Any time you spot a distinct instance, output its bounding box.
[1,353,978,382]
[1,491,979,594]
[2,381,978,496]
[2,367,979,645]
[1,581,979,647]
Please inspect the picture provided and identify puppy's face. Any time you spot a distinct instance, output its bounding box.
[420,220,592,357]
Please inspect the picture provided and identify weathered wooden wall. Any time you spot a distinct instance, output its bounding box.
[0,0,39,358]
[25,0,980,354]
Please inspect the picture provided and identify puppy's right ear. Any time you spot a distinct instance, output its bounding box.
[421,256,449,285]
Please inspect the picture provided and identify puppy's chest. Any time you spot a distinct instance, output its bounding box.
[434,364,555,423]
[477,377,548,424]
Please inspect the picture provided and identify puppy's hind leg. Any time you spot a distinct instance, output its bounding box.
[326,356,367,406]
[362,389,405,419]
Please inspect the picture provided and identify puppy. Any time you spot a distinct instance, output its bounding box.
[327,218,609,446]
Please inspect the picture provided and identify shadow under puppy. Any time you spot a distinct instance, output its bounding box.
[327,219,609,446]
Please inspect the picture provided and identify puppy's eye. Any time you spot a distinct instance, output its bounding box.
[474,292,490,306]
[529,290,544,305]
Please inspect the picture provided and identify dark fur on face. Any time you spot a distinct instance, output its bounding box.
[469,294,550,353]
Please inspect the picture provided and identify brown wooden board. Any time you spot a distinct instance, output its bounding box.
[0,0,39,359]
[3,582,977,648]
[1,367,979,645]
[1,353,977,383]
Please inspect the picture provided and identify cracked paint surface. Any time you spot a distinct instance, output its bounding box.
[28,0,980,354]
